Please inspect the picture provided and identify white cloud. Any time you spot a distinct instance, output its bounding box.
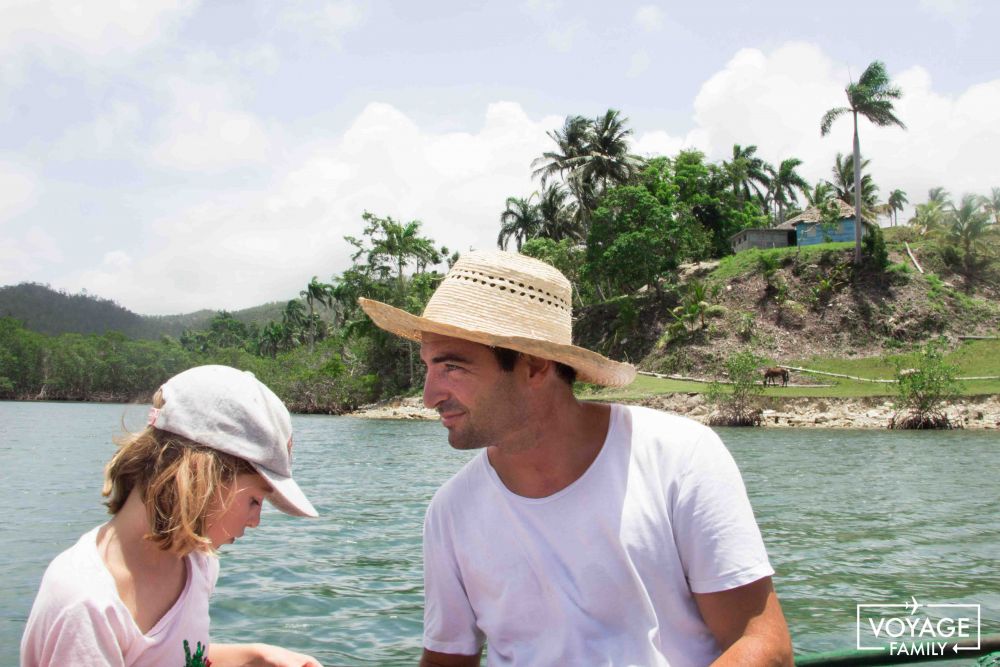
[674,42,999,219]
[634,5,665,32]
[918,0,971,17]
[521,0,561,16]
[547,22,583,53]
[0,226,62,285]
[0,162,38,222]
[280,0,366,47]
[633,130,692,158]
[149,77,271,171]
[71,101,560,314]
[0,0,198,60]
[627,52,651,78]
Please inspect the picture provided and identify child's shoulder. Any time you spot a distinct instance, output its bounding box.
[38,526,118,607]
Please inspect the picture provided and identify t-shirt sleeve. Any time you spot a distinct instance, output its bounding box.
[671,428,774,594]
[21,600,127,667]
[422,492,485,656]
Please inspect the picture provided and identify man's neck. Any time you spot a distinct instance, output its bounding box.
[487,399,612,499]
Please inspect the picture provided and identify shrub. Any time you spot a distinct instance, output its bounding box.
[863,225,890,270]
[707,350,765,427]
[736,312,756,341]
[890,339,963,429]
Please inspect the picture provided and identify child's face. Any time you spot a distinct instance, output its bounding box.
[205,473,272,549]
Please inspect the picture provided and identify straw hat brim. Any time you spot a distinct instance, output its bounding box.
[358,298,636,387]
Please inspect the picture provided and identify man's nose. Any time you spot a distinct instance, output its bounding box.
[423,370,443,409]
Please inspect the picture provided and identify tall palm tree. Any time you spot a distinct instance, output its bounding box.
[281,300,307,348]
[726,144,770,206]
[821,60,906,264]
[767,158,811,226]
[300,276,334,353]
[530,110,642,232]
[535,183,579,242]
[887,189,908,227]
[531,115,590,187]
[497,196,541,251]
[581,109,645,194]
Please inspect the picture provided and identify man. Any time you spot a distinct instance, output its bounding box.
[359,250,792,667]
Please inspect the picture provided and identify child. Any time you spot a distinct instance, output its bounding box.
[21,365,323,667]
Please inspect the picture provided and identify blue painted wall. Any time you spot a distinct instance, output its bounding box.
[795,219,866,246]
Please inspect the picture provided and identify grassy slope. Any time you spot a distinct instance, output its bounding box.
[583,239,1000,401]
[587,339,1000,401]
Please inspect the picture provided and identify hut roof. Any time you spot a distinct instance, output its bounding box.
[776,199,873,229]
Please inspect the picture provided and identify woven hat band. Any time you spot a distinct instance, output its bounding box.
[422,264,573,345]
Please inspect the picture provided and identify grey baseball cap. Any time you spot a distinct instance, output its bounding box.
[150,365,317,518]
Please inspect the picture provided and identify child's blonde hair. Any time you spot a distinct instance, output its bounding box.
[102,389,255,555]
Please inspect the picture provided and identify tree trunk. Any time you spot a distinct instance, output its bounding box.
[852,112,863,265]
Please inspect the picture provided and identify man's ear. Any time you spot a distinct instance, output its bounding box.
[520,353,553,385]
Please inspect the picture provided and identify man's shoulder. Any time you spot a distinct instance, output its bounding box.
[428,451,489,511]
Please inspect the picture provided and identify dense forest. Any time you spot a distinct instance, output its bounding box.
[3,63,998,412]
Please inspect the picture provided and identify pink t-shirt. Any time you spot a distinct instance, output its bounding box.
[20,525,219,667]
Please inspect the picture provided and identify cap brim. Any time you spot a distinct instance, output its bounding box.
[255,466,318,518]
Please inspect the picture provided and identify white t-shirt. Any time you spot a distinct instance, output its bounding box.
[423,404,774,667]
[20,525,219,667]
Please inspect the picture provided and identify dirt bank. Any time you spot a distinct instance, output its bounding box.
[349,395,1000,430]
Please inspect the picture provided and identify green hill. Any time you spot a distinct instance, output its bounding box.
[575,239,1000,398]
[0,283,289,339]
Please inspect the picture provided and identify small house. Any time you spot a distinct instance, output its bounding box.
[776,200,874,247]
[729,228,796,253]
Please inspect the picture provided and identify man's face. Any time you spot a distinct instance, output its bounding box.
[420,333,526,450]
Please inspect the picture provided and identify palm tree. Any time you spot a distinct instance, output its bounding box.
[984,187,1000,225]
[581,109,645,194]
[943,194,996,282]
[726,144,770,206]
[767,158,811,226]
[821,60,906,264]
[531,115,590,187]
[887,189,908,227]
[928,186,951,205]
[300,276,334,352]
[257,321,285,358]
[535,183,579,242]
[909,200,947,237]
[497,196,541,251]
[281,300,307,349]
[806,181,835,207]
[830,152,879,214]
[530,110,642,232]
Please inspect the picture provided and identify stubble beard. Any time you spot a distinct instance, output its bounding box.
[441,375,524,451]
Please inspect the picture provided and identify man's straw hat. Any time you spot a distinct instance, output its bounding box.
[358,250,636,387]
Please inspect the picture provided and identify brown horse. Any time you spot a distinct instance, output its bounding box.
[763,367,789,387]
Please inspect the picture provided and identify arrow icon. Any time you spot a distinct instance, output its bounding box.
[907,596,921,615]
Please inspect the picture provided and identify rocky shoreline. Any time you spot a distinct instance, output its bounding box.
[349,395,1000,430]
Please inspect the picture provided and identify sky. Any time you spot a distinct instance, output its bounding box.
[1,0,998,315]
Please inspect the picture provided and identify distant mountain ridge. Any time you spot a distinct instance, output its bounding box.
[0,283,288,339]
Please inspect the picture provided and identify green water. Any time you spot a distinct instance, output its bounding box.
[1,401,997,665]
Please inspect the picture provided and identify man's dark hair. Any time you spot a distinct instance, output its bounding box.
[491,347,577,386]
